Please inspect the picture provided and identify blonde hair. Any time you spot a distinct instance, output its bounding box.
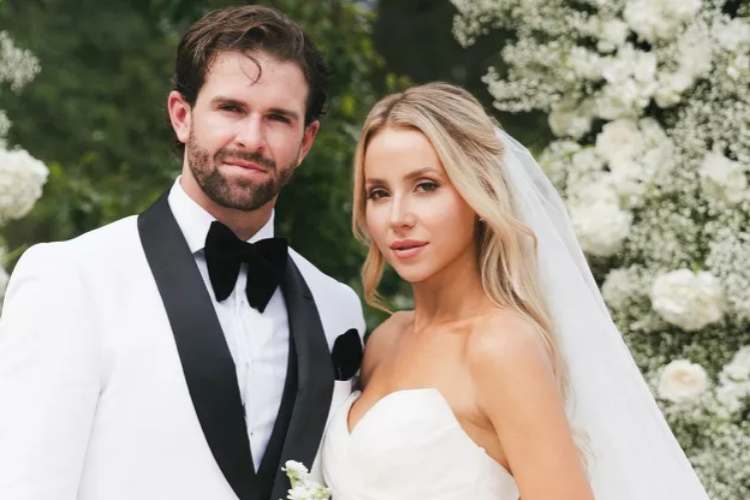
[352,82,570,400]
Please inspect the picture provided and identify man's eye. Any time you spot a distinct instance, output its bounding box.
[269,114,290,123]
[220,104,241,113]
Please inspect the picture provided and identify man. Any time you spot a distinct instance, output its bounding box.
[0,6,364,500]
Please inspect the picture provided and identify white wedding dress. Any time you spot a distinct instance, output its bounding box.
[321,389,520,500]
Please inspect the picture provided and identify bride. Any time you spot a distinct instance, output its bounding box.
[320,83,710,500]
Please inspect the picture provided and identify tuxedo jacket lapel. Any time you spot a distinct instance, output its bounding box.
[269,260,335,500]
[138,194,257,500]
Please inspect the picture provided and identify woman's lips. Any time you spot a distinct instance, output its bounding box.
[390,240,428,259]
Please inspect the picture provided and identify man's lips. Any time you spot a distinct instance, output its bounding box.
[222,158,268,172]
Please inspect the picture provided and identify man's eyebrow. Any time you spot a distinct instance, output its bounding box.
[209,98,300,121]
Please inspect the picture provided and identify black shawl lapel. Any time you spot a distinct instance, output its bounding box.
[137,193,257,500]
[269,259,335,500]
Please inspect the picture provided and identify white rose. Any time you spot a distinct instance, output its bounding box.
[0,148,49,222]
[570,194,632,258]
[595,119,645,164]
[658,359,708,403]
[713,18,750,52]
[651,269,724,331]
[699,152,748,205]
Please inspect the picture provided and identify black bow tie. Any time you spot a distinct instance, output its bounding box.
[204,221,288,313]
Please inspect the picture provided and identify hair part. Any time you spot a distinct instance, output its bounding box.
[171,5,330,154]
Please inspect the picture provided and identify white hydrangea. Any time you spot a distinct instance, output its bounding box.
[658,359,709,403]
[0,148,49,223]
[699,152,748,205]
[651,269,724,331]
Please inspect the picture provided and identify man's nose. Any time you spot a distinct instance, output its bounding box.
[235,114,266,152]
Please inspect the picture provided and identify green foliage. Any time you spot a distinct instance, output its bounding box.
[0,0,406,327]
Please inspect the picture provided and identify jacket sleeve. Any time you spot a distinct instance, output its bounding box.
[0,243,101,500]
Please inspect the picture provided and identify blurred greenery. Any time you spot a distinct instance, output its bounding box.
[0,0,529,328]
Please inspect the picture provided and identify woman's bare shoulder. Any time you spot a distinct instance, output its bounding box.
[466,308,554,383]
[361,310,413,383]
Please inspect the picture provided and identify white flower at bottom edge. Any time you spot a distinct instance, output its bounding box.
[658,359,709,403]
[650,269,724,332]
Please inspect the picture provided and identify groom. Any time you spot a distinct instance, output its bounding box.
[0,5,364,500]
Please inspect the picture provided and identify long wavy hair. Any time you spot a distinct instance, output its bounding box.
[352,82,570,401]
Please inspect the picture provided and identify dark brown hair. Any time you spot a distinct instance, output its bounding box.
[172,5,329,151]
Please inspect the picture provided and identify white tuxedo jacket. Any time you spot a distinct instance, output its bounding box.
[0,193,365,500]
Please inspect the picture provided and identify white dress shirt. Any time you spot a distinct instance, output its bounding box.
[168,178,289,470]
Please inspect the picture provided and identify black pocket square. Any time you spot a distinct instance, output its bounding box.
[331,328,363,381]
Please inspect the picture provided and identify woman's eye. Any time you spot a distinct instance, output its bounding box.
[415,181,439,193]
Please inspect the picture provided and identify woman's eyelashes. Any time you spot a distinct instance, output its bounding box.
[366,179,440,200]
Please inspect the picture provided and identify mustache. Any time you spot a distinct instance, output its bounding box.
[215,149,276,170]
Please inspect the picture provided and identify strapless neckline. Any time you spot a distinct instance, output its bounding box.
[343,388,513,478]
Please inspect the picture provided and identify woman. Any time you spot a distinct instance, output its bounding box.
[321,83,709,500]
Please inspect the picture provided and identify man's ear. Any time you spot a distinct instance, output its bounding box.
[296,120,321,166]
[167,90,192,144]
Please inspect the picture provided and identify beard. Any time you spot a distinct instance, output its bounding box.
[186,129,297,211]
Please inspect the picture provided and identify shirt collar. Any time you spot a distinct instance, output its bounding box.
[167,176,276,254]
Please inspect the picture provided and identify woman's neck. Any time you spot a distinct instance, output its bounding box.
[410,252,494,333]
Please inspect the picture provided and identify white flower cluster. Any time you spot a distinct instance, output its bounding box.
[0,30,46,299]
[0,148,48,223]
[282,461,331,500]
[0,31,40,93]
[454,0,750,496]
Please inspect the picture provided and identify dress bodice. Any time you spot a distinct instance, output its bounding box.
[321,389,519,500]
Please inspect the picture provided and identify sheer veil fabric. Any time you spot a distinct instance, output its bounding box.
[497,129,709,499]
